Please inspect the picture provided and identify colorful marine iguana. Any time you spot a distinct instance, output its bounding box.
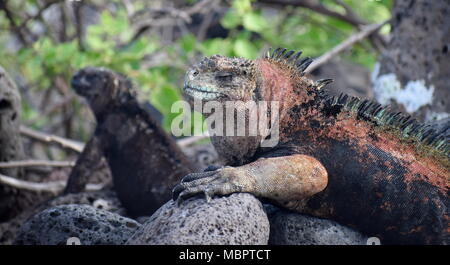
[173,48,450,244]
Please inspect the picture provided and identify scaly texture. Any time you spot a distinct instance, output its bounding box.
[174,48,449,244]
[69,67,196,217]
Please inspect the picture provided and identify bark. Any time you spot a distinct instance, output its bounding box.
[0,66,27,221]
[372,0,450,122]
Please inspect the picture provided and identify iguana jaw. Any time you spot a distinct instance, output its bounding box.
[183,83,225,101]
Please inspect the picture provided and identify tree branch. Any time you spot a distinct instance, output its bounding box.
[126,0,218,46]
[259,0,365,26]
[73,0,85,51]
[0,160,75,169]
[306,21,387,74]
[177,134,210,147]
[0,0,29,45]
[258,0,387,49]
[18,0,63,30]
[0,173,104,194]
[20,125,84,153]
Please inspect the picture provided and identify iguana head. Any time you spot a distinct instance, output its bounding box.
[71,67,136,117]
[183,48,332,104]
[183,55,257,102]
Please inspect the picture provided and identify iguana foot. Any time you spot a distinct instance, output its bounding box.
[172,167,246,204]
[172,154,328,206]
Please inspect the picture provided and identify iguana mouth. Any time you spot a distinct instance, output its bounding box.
[183,84,225,100]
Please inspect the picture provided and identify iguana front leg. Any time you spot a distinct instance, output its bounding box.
[173,154,328,208]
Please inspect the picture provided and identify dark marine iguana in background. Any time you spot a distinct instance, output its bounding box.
[173,48,450,244]
[68,67,196,217]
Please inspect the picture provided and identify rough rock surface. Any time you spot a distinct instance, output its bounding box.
[15,204,140,245]
[45,190,126,215]
[376,0,450,122]
[266,205,368,245]
[0,190,125,245]
[126,193,269,245]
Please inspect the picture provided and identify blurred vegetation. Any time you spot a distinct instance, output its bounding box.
[0,0,391,143]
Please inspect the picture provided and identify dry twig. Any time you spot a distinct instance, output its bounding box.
[177,134,210,147]
[20,125,84,153]
[306,21,387,74]
[0,173,104,194]
[0,160,75,169]
[258,0,388,49]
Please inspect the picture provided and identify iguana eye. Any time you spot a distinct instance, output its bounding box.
[215,72,233,82]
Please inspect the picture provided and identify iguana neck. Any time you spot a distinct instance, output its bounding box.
[256,59,317,104]
[255,58,326,142]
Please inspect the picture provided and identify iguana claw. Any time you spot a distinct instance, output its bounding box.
[172,168,243,205]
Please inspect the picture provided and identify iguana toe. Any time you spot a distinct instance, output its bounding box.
[172,168,244,204]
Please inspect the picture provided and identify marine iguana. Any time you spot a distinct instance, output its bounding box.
[173,48,449,244]
[69,67,196,217]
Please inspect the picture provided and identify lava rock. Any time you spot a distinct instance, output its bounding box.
[1,190,125,245]
[15,204,140,245]
[267,206,368,245]
[127,193,269,245]
[45,190,126,216]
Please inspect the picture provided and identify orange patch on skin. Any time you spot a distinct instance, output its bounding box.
[255,59,292,101]
[324,113,371,142]
[255,59,315,121]
[299,111,449,192]
[368,131,448,191]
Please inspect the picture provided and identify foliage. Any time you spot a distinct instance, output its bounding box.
[0,0,392,140]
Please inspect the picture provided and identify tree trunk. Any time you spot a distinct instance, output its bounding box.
[0,66,26,221]
[372,0,450,122]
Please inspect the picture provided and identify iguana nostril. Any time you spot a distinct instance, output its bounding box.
[192,71,199,77]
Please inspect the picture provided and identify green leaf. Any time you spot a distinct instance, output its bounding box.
[54,42,77,64]
[23,56,43,82]
[200,38,233,56]
[150,84,184,131]
[150,84,181,116]
[221,11,241,29]
[179,34,197,53]
[86,33,112,50]
[71,53,88,69]
[233,39,258,59]
[232,0,252,15]
[243,12,267,32]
